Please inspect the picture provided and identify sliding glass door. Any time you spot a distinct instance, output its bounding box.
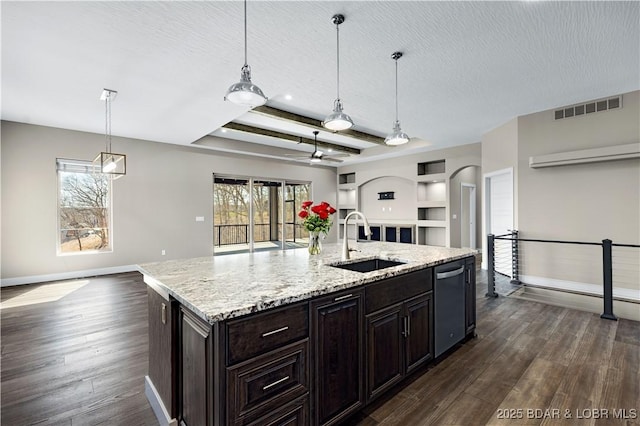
[213,175,310,255]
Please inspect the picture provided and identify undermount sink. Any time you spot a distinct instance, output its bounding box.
[329,258,406,273]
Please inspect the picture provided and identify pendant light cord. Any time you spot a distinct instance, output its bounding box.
[243,0,248,67]
[105,93,112,153]
[394,58,399,122]
[336,21,340,100]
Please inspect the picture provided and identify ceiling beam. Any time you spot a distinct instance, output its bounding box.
[221,122,361,155]
[250,105,386,145]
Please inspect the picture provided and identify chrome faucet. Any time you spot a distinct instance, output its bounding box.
[342,211,371,260]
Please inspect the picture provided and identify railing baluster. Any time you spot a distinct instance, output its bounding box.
[486,234,498,298]
[600,239,617,321]
[511,229,520,284]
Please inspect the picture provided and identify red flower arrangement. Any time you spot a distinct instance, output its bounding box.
[298,200,337,234]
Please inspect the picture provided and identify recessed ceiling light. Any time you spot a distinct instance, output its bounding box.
[285,94,293,101]
[221,128,227,133]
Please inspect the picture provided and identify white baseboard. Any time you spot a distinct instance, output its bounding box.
[520,274,640,302]
[0,265,139,287]
[145,376,177,426]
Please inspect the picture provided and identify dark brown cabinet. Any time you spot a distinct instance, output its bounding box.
[147,257,474,426]
[227,340,309,424]
[225,303,310,425]
[365,292,433,401]
[147,287,176,418]
[366,303,403,400]
[405,293,433,374]
[179,306,213,426]
[465,257,477,336]
[311,290,364,426]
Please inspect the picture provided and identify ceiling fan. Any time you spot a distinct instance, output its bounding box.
[286,131,351,164]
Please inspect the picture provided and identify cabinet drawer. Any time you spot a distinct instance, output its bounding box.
[227,340,309,424]
[365,268,432,314]
[227,303,308,365]
[245,396,308,426]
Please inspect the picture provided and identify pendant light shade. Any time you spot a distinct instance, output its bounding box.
[225,65,267,107]
[323,14,353,131]
[385,51,409,146]
[93,89,126,178]
[225,0,267,107]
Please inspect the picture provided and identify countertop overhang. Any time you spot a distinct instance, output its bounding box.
[138,242,478,324]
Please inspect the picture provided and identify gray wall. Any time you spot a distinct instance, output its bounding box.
[1,121,337,283]
[481,90,639,291]
[516,91,639,290]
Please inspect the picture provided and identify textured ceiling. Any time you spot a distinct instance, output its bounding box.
[2,1,639,165]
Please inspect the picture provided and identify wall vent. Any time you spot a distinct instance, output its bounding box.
[554,95,622,120]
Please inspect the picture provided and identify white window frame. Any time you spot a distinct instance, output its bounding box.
[56,158,113,256]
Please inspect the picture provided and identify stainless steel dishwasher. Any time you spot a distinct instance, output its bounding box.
[434,260,466,357]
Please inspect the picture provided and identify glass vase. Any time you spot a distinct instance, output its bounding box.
[308,231,322,255]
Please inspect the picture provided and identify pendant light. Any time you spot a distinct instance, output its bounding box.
[310,131,323,163]
[224,0,267,107]
[385,52,410,146]
[323,14,353,131]
[93,89,126,178]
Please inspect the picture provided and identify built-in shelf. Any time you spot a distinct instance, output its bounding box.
[339,208,356,219]
[417,160,445,176]
[418,207,446,221]
[417,226,446,247]
[417,181,446,203]
[339,172,356,184]
[338,188,357,206]
[417,220,447,228]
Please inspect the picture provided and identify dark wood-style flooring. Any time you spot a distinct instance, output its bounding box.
[1,271,638,425]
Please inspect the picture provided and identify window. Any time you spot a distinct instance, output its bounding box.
[57,159,112,254]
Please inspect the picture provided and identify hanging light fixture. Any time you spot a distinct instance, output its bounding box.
[310,131,323,163]
[385,51,410,146]
[323,14,353,131]
[224,0,267,107]
[93,89,126,178]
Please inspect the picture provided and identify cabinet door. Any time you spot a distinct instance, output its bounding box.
[311,290,364,426]
[465,257,476,335]
[147,287,176,417]
[366,303,403,401]
[404,294,433,375]
[180,307,212,426]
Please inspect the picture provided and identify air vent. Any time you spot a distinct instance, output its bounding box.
[554,95,622,120]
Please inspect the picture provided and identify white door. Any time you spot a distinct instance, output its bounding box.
[484,169,513,275]
[461,184,476,249]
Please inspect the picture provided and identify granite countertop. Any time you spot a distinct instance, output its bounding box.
[138,242,477,324]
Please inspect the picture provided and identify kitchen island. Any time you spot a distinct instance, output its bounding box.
[139,242,477,426]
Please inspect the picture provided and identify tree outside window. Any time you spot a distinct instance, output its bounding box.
[57,159,112,254]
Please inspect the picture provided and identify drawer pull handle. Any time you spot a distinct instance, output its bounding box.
[334,294,354,302]
[261,326,289,337]
[263,375,289,390]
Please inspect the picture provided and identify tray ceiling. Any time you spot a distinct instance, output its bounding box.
[2,1,638,165]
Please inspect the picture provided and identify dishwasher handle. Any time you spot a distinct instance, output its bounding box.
[436,265,465,280]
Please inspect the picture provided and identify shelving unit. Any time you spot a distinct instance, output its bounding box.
[338,173,358,240]
[416,161,447,247]
[336,164,449,247]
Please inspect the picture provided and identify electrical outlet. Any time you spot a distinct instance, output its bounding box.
[161,250,166,256]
